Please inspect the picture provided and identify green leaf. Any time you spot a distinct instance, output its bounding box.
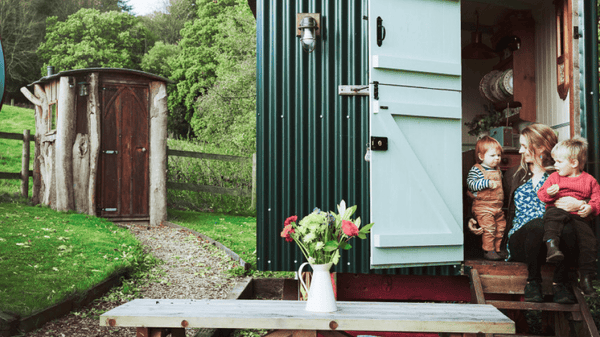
[342,242,352,250]
[359,222,374,234]
[358,233,367,240]
[323,240,339,252]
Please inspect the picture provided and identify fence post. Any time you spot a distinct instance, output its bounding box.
[250,153,256,210]
[21,130,30,198]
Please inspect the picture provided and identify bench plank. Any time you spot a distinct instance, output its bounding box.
[100,299,514,334]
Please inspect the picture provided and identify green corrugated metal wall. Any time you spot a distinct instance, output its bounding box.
[256,0,459,276]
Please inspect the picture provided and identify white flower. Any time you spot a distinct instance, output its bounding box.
[338,200,346,218]
[315,242,325,250]
[303,232,316,243]
[308,257,316,264]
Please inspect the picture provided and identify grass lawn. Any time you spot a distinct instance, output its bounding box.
[0,105,35,197]
[0,201,145,317]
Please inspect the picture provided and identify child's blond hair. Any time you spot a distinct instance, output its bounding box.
[551,136,588,170]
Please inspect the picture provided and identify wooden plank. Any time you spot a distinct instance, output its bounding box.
[167,181,251,198]
[167,149,250,163]
[0,131,35,141]
[485,300,580,312]
[572,285,600,337]
[100,299,515,334]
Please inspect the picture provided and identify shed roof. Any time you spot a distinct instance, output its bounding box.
[28,68,174,86]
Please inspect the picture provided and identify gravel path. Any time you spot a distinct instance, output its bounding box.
[22,223,246,337]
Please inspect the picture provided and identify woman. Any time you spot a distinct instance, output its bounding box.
[470,123,588,303]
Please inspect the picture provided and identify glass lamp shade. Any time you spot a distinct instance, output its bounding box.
[462,31,497,60]
[299,17,318,53]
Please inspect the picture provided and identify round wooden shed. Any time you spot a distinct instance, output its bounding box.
[20,68,172,226]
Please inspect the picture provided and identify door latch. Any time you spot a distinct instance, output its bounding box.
[373,81,379,100]
[370,136,388,151]
[102,150,118,154]
[102,208,117,212]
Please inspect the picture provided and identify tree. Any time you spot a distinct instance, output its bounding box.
[38,8,151,73]
[139,0,197,45]
[168,0,238,122]
[0,0,43,93]
[190,2,256,154]
[141,41,181,79]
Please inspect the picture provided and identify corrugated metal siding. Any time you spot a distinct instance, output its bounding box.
[533,5,571,139]
[256,0,459,276]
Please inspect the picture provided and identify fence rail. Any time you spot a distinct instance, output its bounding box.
[167,149,256,209]
[0,130,33,197]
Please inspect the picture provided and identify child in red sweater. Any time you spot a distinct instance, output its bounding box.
[538,136,600,297]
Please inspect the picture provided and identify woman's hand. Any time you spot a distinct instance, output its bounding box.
[554,196,585,212]
[468,218,483,235]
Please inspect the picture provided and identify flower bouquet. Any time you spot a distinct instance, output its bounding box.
[280,200,374,265]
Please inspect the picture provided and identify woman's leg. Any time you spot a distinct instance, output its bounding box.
[509,218,546,282]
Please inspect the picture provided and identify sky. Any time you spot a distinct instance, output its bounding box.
[127,0,168,16]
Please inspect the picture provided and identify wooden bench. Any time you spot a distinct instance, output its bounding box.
[465,259,600,337]
[100,299,515,337]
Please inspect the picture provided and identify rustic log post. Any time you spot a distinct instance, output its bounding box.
[149,81,168,227]
[55,76,76,211]
[250,153,256,210]
[20,86,47,205]
[21,130,30,197]
[87,73,100,215]
[73,133,90,213]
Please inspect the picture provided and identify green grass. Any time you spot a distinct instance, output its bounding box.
[0,201,145,317]
[167,138,254,215]
[0,105,35,197]
[167,208,292,278]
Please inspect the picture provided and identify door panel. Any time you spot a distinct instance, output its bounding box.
[369,0,463,268]
[99,84,149,218]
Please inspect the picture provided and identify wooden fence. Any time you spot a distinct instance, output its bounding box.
[0,130,34,197]
[0,134,257,209]
[167,149,257,210]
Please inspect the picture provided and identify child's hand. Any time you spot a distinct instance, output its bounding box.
[488,181,497,189]
[468,218,483,236]
[547,184,560,196]
[578,203,593,218]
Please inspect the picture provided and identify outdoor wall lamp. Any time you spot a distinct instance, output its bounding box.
[297,13,320,53]
[78,81,89,96]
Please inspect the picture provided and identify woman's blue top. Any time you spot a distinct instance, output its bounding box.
[506,173,548,259]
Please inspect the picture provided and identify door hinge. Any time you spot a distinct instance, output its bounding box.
[370,136,388,151]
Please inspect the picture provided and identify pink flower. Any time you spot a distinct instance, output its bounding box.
[280,225,295,242]
[342,220,359,237]
[284,215,298,227]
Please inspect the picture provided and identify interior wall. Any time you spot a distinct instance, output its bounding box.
[461,30,498,151]
[533,3,571,141]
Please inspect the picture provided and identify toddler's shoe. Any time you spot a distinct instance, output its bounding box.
[497,250,508,259]
[524,281,543,302]
[553,283,576,304]
[483,250,502,261]
[545,239,564,263]
[579,273,598,298]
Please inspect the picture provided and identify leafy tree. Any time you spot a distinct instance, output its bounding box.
[141,41,181,79]
[191,3,256,154]
[38,8,151,73]
[32,0,131,21]
[139,0,197,45]
[168,0,238,123]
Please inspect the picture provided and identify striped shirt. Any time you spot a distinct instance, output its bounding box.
[467,164,497,195]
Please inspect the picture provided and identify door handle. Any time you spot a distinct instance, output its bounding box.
[377,17,386,47]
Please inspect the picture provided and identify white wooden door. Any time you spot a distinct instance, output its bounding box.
[369,0,463,268]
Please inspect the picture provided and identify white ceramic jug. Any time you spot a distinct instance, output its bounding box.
[298,262,337,312]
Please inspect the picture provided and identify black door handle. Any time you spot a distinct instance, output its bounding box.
[377,16,386,47]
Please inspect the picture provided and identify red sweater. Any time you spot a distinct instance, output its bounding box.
[538,171,600,216]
